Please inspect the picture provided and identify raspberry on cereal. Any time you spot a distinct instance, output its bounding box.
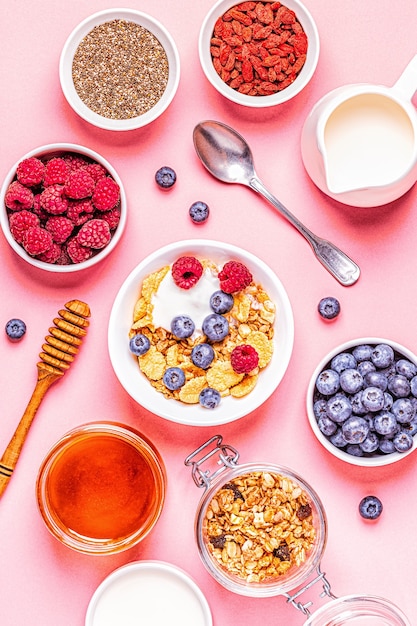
[43,158,70,186]
[172,256,203,289]
[92,176,120,211]
[16,157,45,187]
[218,260,253,293]
[40,184,69,214]
[230,344,259,373]
[9,210,40,243]
[5,181,34,211]
[67,237,93,263]
[77,218,111,249]
[22,225,53,256]
[45,216,74,244]
[64,169,95,199]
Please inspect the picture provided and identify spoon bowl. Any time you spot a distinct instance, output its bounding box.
[193,120,360,287]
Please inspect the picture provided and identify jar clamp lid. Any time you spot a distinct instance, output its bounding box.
[185,435,411,624]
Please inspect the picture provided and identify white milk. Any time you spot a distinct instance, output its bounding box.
[323,94,414,192]
[89,566,210,626]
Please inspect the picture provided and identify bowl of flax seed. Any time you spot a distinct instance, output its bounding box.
[59,9,180,131]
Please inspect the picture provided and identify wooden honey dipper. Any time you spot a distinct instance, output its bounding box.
[0,299,91,498]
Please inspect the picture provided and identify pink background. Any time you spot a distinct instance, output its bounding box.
[1,0,416,623]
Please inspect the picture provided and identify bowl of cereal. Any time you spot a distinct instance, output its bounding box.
[108,240,294,426]
[307,337,417,467]
[199,0,319,107]
[59,9,180,131]
[0,143,126,272]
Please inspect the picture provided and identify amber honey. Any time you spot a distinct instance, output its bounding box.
[37,423,166,554]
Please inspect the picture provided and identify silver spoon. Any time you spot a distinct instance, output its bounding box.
[193,120,360,287]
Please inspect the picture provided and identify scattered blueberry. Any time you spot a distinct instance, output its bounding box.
[359,495,383,520]
[202,313,229,342]
[129,333,150,356]
[210,290,234,314]
[163,367,185,390]
[318,296,340,320]
[155,166,177,190]
[171,315,195,339]
[189,201,209,224]
[199,387,221,409]
[191,343,215,369]
[5,318,26,341]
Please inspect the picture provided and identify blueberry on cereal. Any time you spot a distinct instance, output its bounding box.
[191,343,215,369]
[163,367,185,390]
[199,387,221,409]
[202,313,229,342]
[210,290,234,314]
[129,333,150,356]
[171,315,195,339]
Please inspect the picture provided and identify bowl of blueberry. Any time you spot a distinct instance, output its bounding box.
[0,143,126,272]
[307,337,417,466]
[108,239,294,426]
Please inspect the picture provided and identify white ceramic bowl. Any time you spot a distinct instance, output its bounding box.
[59,9,180,131]
[199,0,319,107]
[307,337,417,467]
[108,239,294,426]
[85,561,212,626]
[0,143,126,273]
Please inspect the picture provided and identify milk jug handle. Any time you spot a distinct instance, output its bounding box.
[392,54,417,100]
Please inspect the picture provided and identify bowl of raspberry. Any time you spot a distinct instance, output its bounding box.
[307,337,417,466]
[199,0,319,107]
[0,143,126,272]
[108,239,294,426]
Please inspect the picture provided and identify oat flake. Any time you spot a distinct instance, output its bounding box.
[72,19,169,120]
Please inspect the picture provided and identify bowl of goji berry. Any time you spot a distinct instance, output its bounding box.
[199,0,319,107]
[0,143,126,272]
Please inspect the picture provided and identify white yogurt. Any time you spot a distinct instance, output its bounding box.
[151,265,219,333]
[86,561,212,626]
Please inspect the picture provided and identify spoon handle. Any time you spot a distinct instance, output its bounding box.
[249,176,360,286]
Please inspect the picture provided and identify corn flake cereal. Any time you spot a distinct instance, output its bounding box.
[129,258,276,407]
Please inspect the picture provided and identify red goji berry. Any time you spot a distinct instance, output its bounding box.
[242,25,252,42]
[223,35,244,47]
[210,45,220,58]
[257,81,279,95]
[255,2,274,24]
[226,8,253,26]
[249,55,269,80]
[241,58,254,82]
[262,54,282,68]
[219,42,232,65]
[229,75,245,89]
[236,1,256,10]
[291,32,308,56]
[224,50,236,71]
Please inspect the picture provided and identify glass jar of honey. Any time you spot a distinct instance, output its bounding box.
[185,435,411,624]
[37,422,166,555]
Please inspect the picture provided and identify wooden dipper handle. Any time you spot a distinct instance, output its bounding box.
[0,300,90,498]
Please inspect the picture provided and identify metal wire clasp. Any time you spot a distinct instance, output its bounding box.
[284,565,336,616]
[184,434,240,490]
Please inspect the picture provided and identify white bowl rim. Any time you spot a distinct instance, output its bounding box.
[198,0,320,108]
[307,336,417,467]
[108,239,294,426]
[0,142,127,273]
[59,8,181,131]
[85,560,213,626]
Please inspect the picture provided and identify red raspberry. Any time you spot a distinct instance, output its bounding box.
[22,226,53,256]
[230,344,259,373]
[218,261,253,293]
[100,207,121,230]
[5,181,34,211]
[63,154,90,170]
[64,169,95,200]
[77,218,111,249]
[32,193,48,221]
[92,176,120,211]
[85,162,107,182]
[37,243,62,263]
[16,157,45,187]
[67,237,93,263]
[45,216,74,244]
[55,246,72,265]
[67,199,94,226]
[9,210,40,243]
[171,256,203,289]
[40,184,68,214]
[43,158,70,186]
